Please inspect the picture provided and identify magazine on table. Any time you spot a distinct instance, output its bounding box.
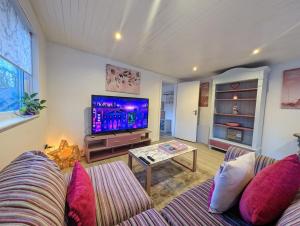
[158,140,188,154]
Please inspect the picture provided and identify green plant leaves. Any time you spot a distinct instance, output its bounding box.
[19,92,47,115]
[30,93,38,98]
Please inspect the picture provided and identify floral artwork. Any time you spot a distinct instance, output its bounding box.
[199,82,209,107]
[106,64,141,94]
[281,68,300,109]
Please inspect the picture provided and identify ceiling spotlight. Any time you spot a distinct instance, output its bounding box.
[252,48,260,55]
[114,32,122,41]
[193,66,198,72]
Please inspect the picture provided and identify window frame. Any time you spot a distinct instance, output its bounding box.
[0,0,36,132]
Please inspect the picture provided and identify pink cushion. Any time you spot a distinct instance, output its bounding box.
[67,162,96,226]
[239,154,300,225]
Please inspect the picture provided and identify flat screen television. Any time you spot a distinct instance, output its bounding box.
[91,95,149,135]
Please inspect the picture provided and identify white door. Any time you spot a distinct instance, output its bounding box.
[175,81,200,142]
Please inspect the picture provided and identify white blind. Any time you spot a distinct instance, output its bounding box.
[0,0,32,74]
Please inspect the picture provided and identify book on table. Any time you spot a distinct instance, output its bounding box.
[158,141,188,154]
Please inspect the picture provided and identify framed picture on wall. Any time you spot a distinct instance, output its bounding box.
[106,64,141,94]
[199,82,209,107]
[281,68,300,109]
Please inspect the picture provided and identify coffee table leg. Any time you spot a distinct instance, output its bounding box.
[146,166,152,194]
[192,149,197,172]
[128,154,133,170]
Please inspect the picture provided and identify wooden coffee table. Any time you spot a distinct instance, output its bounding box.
[128,141,197,194]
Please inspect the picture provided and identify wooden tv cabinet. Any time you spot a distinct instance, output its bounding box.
[84,130,151,163]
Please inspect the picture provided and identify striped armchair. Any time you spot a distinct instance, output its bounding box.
[161,146,300,226]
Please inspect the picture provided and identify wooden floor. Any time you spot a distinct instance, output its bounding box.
[65,137,225,209]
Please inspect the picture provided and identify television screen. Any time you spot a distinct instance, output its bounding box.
[91,95,149,134]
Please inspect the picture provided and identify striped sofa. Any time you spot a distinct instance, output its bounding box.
[1,147,300,226]
[0,151,157,226]
[161,146,300,226]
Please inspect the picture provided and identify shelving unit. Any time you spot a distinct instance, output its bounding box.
[209,67,270,153]
[84,130,151,163]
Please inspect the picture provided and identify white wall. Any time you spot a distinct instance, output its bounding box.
[197,60,300,159]
[46,42,177,149]
[262,59,300,159]
[0,0,48,169]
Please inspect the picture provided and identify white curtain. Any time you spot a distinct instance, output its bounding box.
[0,0,32,74]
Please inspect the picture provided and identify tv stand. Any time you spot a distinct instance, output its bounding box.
[84,130,151,163]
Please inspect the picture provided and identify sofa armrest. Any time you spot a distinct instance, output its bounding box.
[87,161,153,226]
[277,192,300,225]
[224,146,251,162]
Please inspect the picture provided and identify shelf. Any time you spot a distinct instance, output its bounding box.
[209,138,254,151]
[88,138,151,152]
[216,88,257,93]
[85,130,151,163]
[215,98,256,101]
[90,149,128,162]
[214,123,254,131]
[214,113,255,118]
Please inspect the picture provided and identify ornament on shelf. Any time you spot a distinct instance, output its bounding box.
[230,82,240,89]
[233,103,239,114]
[44,140,83,169]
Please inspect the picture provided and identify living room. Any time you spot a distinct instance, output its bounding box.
[1,0,300,225]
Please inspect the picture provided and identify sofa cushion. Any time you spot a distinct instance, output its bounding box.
[117,208,169,226]
[253,155,276,175]
[209,152,255,213]
[82,161,152,226]
[224,146,276,175]
[277,192,300,226]
[161,179,251,226]
[240,154,300,225]
[224,146,250,162]
[67,161,96,226]
[0,151,67,225]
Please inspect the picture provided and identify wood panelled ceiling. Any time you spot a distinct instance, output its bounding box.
[30,0,300,78]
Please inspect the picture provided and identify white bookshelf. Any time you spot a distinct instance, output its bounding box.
[209,67,270,153]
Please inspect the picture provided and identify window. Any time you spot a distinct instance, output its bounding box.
[0,0,32,113]
[0,57,23,111]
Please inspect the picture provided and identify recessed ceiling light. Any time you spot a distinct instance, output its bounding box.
[114,32,122,41]
[252,48,260,55]
[193,66,198,72]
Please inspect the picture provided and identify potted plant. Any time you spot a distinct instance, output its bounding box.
[19,92,47,116]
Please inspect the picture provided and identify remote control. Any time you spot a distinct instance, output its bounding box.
[139,156,150,165]
[147,156,155,162]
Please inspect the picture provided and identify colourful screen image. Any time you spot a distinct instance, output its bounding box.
[91,95,149,134]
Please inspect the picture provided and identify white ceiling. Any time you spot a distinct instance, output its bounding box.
[30,0,300,79]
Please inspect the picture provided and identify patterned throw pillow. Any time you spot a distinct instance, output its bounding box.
[209,152,256,213]
[67,161,96,226]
